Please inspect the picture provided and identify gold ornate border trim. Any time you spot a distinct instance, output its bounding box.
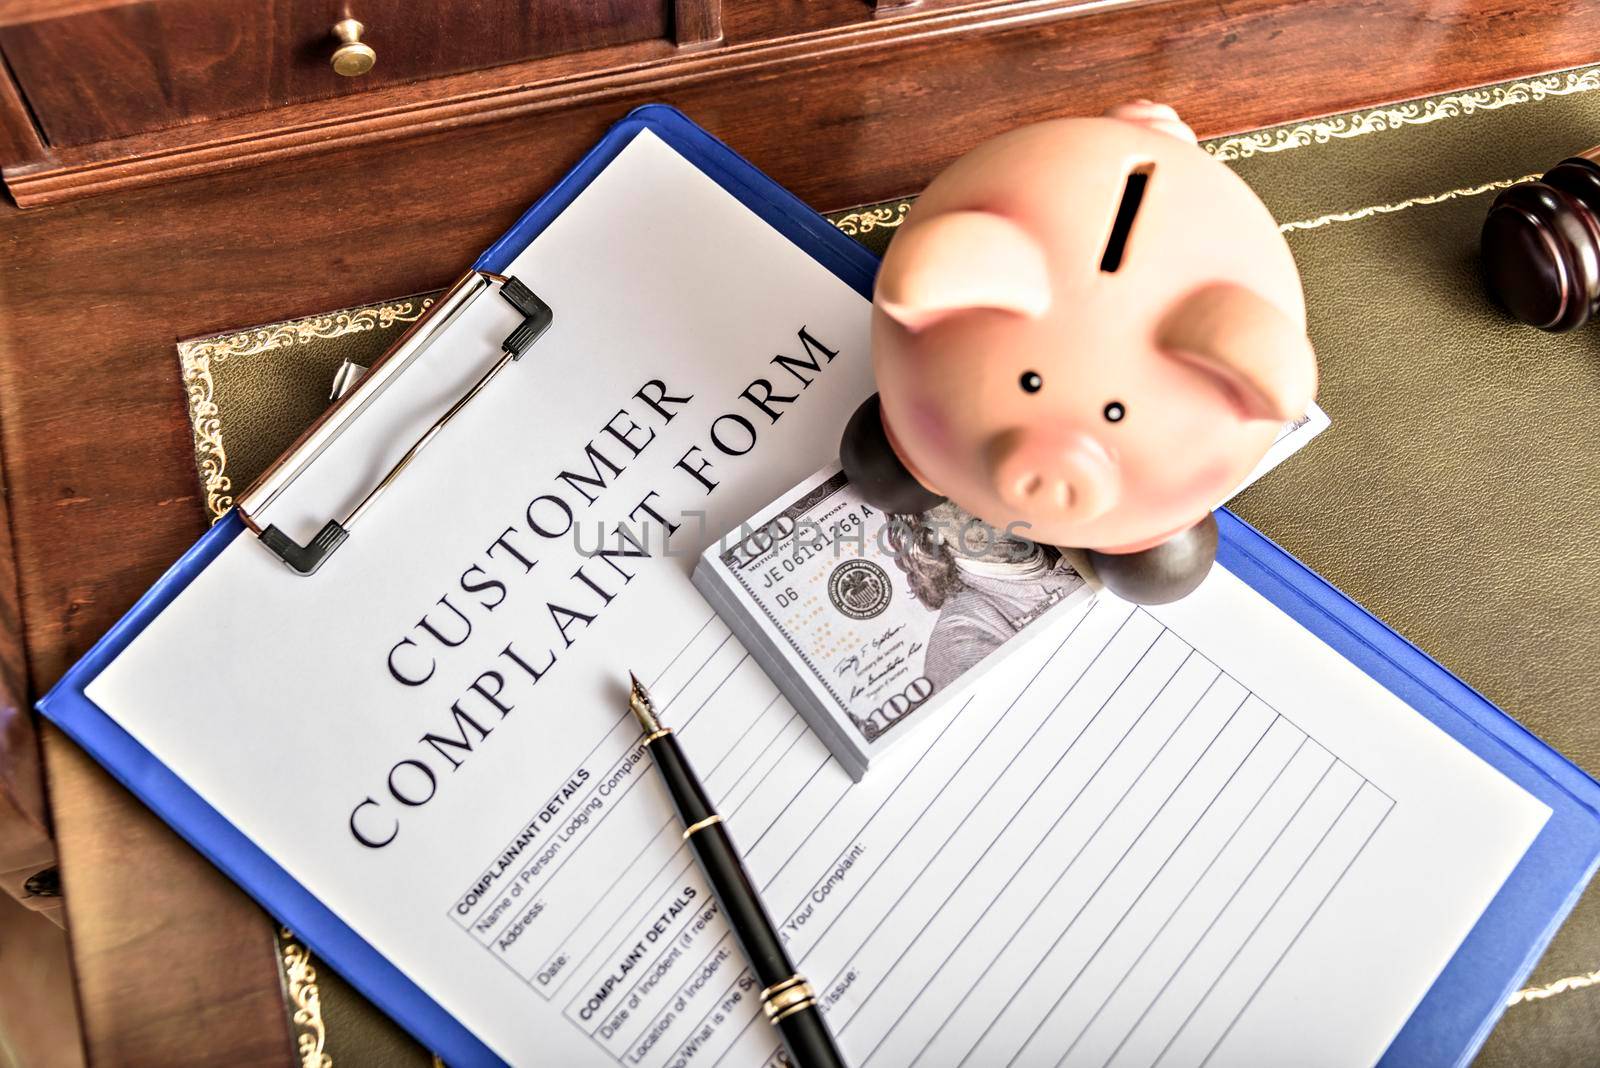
[1509,968,1600,1006]
[1205,65,1600,161]
[181,299,435,366]
[1277,173,1541,233]
[279,927,332,1068]
[179,342,233,521]
[831,201,912,236]
[177,297,433,521]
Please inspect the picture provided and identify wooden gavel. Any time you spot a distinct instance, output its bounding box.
[1482,150,1600,331]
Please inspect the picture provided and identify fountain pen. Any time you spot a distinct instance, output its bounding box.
[628,673,847,1068]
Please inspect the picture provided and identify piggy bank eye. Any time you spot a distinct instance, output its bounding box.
[1103,401,1126,423]
[1019,371,1043,394]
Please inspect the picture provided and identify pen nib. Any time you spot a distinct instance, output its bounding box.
[628,672,662,734]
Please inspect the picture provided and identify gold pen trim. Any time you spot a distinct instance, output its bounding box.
[681,814,723,840]
[769,999,818,1025]
[765,982,818,1023]
[643,728,673,744]
[760,975,807,1001]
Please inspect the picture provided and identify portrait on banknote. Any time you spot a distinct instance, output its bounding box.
[883,502,1085,691]
[695,464,1093,776]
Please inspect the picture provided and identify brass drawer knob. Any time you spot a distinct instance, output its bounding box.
[330,18,376,77]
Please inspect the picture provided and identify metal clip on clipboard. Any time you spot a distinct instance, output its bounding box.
[234,270,553,576]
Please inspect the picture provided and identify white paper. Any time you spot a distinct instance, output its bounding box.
[87,131,1545,1066]
[1233,403,1330,497]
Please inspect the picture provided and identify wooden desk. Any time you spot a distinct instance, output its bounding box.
[3,1,1599,1062]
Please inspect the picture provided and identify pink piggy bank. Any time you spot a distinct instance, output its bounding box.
[840,102,1317,604]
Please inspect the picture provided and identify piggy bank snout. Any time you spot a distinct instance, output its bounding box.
[989,430,1118,523]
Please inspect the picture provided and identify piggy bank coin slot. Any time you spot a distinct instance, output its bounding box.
[1100,163,1154,273]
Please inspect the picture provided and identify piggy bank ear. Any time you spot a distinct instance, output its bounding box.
[876,210,1052,332]
[1158,283,1318,423]
[1106,101,1197,144]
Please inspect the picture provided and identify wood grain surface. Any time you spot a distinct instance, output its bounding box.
[0,439,52,909]
[0,0,675,146]
[0,61,43,166]
[0,0,1122,205]
[0,0,143,27]
[3,0,1599,1061]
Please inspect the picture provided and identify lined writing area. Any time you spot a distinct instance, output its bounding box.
[446,593,1417,1066]
[767,604,1395,1068]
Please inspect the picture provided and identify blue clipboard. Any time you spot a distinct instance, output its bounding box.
[38,105,1600,1067]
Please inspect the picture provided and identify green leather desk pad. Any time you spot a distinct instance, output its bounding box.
[179,68,1600,1066]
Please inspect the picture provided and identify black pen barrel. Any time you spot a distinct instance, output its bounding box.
[699,823,804,982]
[775,1002,848,1068]
[647,731,718,830]
[647,730,846,1068]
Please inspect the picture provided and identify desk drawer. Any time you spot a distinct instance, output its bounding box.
[0,0,673,147]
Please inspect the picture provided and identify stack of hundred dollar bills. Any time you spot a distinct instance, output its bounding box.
[692,406,1328,779]
[693,462,1093,780]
